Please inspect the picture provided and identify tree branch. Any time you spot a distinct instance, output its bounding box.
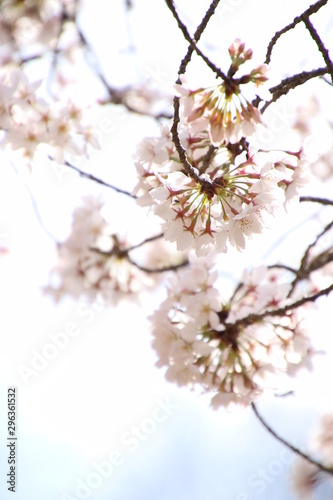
[268,264,299,275]
[76,22,171,120]
[178,0,221,77]
[251,403,333,475]
[229,283,333,329]
[59,159,136,198]
[261,68,327,112]
[126,233,164,251]
[302,16,333,83]
[288,220,333,294]
[300,196,333,206]
[265,0,329,64]
[167,0,222,190]
[164,0,227,82]
[127,256,189,274]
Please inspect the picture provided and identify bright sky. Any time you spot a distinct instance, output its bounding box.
[1,1,333,499]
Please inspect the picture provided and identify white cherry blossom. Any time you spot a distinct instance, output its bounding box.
[134,121,310,255]
[150,255,315,408]
[44,196,155,304]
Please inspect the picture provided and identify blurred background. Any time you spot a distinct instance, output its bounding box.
[0,1,333,498]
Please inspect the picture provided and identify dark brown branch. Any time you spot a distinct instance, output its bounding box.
[300,196,333,206]
[229,283,333,329]
[261,68,327,112]
[59,159,136,198]
[268,264,299,275]
[251,403,333,475]
[302,16,333,83]
[76,23,171,120]
[265,0,329,64]
[265,283,333,317]
[98,82,172,120]
[198,145,218,174]
[178,0,221,77]
[307,248,333,274]
[126,233,164,251]
[165,0,227,82]
[288,220,333,294]
[91,238,189,273]
[168,0,221,189]
[300,220,333,271]
[128,256,189,274]
[170,99,200,182]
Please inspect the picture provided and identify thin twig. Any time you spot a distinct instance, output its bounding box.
[299,220,333,274]
[268,264,299,275]
[288,220,333,294]
[300,196,333,206]
[76,23,171,120]
[178,0,221,77]
[265,0,329,64]
[165,0,227,82]
[302,16,333,83]
[307,248,333,274]
[251,403,333,475]
[128,256,189,274]
[229,283,333,329]
[59,159,136,198]
[261,68,327,112]
[168,0,221,188]
[170,99,203,182]
[198,145,218,174]
[126,233,164,251]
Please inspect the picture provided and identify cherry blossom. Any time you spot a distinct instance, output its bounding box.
[0,68,100,170]
[0,2,332,495]
[44,196,155,305]
[291,459,322,500]
[134,121,311,255]
[175,39,268,146]
[0,0,66,50]
[312,412,333,465]
[150,255,315,408]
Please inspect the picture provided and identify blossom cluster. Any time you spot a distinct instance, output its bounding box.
[0,0,73,56]
[133,121,310,255]
[176,39,269,146]
[44,196,154,305]
[133,40,311,255]
[150,254,315,408]
[0,67,99,170]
